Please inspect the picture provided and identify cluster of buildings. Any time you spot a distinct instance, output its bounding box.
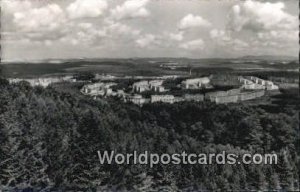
[125,89,265,105]
[80,75,278,106]
[238,76,279,90]
[8,76,76,87]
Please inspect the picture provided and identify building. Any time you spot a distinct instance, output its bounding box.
[151,95,175,104]
[227,88,241,95]
[210,75,241,86]
[81,82,117,96]
[184,94,204,102]
[181,77,210,89]
[238,90,265,101]
[82,83,106,96]
[152,86,165,92]
[214,95,239,104]
[239,76,278,90]
[265,81,279,90]
[174,97,184,102]
[243,83,265,90]
[132,80,165,93]
[238,76,254,85]
[149,80,165,92]
[149,80,163,88]
[205,91,238,104]
[127,94,147,105]
[116,90,126,97]
[94,74,116,80]
[205,91,228,101]
[132,81,150,93]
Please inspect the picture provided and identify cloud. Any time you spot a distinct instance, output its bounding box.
[110,0,150,20]
[178,14,211,30]
[209,29,249,51]
[1,0,32,14]
[63,21,140,47]
[107,22,140,36]
[231,39,249,50]
[13,4,66,32]
[169,31,184,41]
[179,39,205,50]
[59,22,108,46]
[257,30,298,42]
[136,34,156,48]
[2,0,297,59]
[210,0,298,53]
[228,0,297,32]
[67,0,108,19]
[210,29,231,42]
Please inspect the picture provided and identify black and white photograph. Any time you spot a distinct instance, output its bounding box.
[0,0,299,191]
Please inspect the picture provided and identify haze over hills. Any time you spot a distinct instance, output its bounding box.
[1,55,298,64]
[240,55,298,61]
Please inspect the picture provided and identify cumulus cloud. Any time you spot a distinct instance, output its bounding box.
[13,4,66,32]
[107,22,140,36]
[179,39,205,50]
[110,0,150,20]
[169,31,184,41]
[59,19,141,47]
[228,0,297,32]
[257,30,298,42]
[67,0,108,19]
[60,22,108,46]
[178,14,211,30]
[219,1,298,53]
[210,29,232,43]
[136,34,156,48]
[2,0,298,59]
[210,29,248,50]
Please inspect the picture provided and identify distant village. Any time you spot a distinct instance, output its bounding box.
[7,73,280,105]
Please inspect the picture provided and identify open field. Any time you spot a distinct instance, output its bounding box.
[1,58,298,78]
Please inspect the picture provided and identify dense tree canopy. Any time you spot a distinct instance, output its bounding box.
[0,80,299,191]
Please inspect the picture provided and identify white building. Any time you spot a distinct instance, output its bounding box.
[132,80,165,93]
[181,77,210,89]
[127,94,147,105]
[243,83,265,90]
[94,74,116,80]
[132,81,150,93]
[265,81,279,90]
[239,76,279,90]
[149,80,163,87]
[153,86,165,92]
[81,82,117,96]
[151,95,175,104]
[184,94,204,102]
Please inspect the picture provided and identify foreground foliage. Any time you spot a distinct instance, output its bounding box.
[0,79,299,191]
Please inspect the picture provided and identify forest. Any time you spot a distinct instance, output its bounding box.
[0,78,299,191]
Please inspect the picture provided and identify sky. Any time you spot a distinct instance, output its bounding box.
[1,0,298,61]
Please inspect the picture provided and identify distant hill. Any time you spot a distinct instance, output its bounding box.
[240,55,298,61]
[2,55,298,64]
